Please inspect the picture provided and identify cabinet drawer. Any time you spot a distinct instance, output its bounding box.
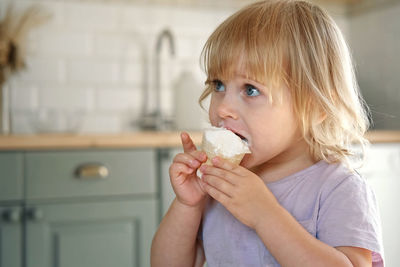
[0,152,23,201]
[25,149,156,200]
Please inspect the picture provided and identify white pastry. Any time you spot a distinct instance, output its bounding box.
[197,127,251,177]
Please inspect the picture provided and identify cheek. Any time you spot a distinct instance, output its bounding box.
[208,95,219,125]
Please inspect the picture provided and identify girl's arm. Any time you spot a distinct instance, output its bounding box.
[151,132,207,267]
[151,198,205,267]
[254,203,370,266]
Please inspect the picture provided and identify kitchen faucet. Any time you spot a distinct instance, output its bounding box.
[138,28,175,130]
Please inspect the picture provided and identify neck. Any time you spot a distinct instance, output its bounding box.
[251,141,316,184]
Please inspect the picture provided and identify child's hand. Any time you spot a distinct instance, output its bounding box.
[199,157,279,230]
[169,132,208,208]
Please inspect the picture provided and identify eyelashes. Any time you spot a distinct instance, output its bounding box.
[213,80,225,92]
[210,79,261,97]
[245,84,261,97]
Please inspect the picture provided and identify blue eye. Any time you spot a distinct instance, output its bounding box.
[214,80,225,92]
[245,84,260,97]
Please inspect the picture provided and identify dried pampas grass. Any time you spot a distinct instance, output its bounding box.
[0,4,50,86]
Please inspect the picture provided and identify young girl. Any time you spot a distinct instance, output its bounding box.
[151,0,384,266]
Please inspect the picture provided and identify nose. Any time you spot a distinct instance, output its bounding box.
[216,93,239,120]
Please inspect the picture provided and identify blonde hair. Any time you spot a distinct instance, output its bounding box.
[199,0,370,165]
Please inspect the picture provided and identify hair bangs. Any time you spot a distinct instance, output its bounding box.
[200,2,287,102]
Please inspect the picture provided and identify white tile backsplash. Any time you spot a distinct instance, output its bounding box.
[18,58,66,83]
[94,34,124,58]
[63,2,121,31]
[34,31,93,56]
[2,0,352,134]
[11,111,35,134]
[38,86,94,110]
[11,85,39,111]
[0,0,235,133]
[122,62,143,85]
[79,112,123,133]
[96,88,141,112]
[66,60,121,84]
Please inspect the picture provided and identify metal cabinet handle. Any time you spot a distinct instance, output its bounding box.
[26,208,44,221]
[75,163,109,179]
[2,209,21,223]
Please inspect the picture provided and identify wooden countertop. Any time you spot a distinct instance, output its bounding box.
[0,131,203,150]
[0,130,399,150]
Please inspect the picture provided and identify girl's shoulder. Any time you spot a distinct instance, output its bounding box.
[268,160,371,207]
[268,160,364,192]
[316,161,369,198]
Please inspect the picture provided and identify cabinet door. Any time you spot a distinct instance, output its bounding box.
[0,153,23,201]
[25,199,157,267]
[0,206,22,267]
[160,148,182,217]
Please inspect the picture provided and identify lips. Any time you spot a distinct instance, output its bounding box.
[223,126,249,144]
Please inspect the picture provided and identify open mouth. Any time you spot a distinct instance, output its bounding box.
[221,125,249,145]
[234,132,248,144]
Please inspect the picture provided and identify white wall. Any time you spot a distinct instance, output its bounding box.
[359,143,400,267]
[1,0,350,134]
[1,0,234,133]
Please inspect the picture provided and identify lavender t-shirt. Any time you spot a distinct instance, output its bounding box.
[201,161,384,267]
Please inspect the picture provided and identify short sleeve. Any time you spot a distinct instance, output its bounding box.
[317,174,384,266]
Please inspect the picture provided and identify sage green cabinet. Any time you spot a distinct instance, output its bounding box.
[0,152,23,267]
[25,200,156,267]
[0,152,23,201]
[24,150,156,200]
[0,205,22,267]
[0,149,158,267]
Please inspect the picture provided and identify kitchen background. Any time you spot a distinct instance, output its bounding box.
[1,0,398,134]
[0,0,399,266]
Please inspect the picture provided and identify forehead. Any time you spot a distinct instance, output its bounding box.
[208,51,284,91]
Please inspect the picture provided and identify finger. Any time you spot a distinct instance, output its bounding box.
[181,132,197,153]
[192,150,207,163]
[169,162,194,177]
[211,157,244,176]
[200,164,236,185]
[201,181,231,206]
[173,153,202,169]
[202,174,235,197]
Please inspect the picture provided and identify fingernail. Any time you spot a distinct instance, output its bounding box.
[212,157,219,164]
[191,160,200,167]
[200,165,206,172]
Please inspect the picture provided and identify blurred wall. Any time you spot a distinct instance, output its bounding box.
[348,2,400,129]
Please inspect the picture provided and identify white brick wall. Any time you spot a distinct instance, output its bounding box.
[1,0,349,134]
[0,0,234,133]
